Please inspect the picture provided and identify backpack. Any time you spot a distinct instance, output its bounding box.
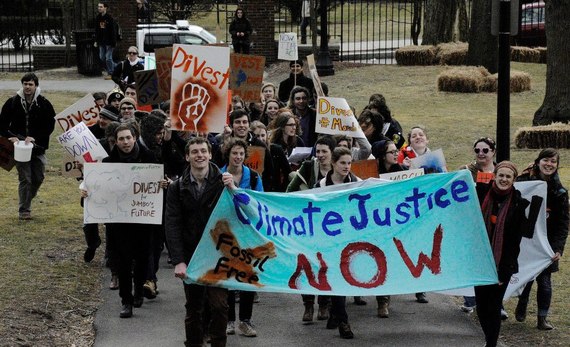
[114,20,122,42]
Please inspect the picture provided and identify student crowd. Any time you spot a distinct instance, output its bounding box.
[0,55,567,347]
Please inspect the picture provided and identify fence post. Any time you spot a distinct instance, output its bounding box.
[243,0,277,64]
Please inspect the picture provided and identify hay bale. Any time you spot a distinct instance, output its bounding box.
[482,70,531,93]
[437,66,489,93]
[395,45,437,66]
[536,47,547,64]
[515,123,570,149]
[435,42,468,66]
[511,46,541,63]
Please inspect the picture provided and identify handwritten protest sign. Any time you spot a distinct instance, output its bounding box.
[186,170,498,295]
[379,168,425,181]
[57,122,108,163]
[170,44,230,132]
[155,47,173,101]
[244,146,266,175]
[316,97,365,138]
[410,149,448,173]
[278,33,298,61]
[0,137,15,171]
[55,94,102,132]
[229,53,265,103]
[83,163,164,224]
[351,159,378,179]
[306,54,324,97]
[134,69,162,106]
[61,152,83,178]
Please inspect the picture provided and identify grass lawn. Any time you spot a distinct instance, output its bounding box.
[0,61,568,346]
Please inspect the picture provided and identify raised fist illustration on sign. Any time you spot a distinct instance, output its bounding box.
[178,82,211,130]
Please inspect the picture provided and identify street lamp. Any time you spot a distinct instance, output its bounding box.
[316,0,334,76]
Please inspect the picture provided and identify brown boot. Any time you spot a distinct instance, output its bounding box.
[302,304,314,322]
[376,296,390,318]
[317,304,329,320]
[537,315,553,330]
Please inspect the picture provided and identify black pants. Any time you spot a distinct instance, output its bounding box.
[228,290,254,322]
[474,283,508,347]
[518,270,552,316]
[146,224,164,281]
[107,224,151,305]
[183,283,228,347]
[302,294,331,307]
[330,296,348,324]
[233,40,250,54]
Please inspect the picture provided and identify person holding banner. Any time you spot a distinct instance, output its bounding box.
[269,113,305,157]
[398,126,431,169]
[0,72,56,220]
[220,138,263,337]
[82,123,161,318]
[313,146,359,339]
[475,161,538,347]
[229,8,252,54]
[288,86,317,147]
[286,135,336,322]
[165,137,236,347]
[278,60,314,104]
[514,148,569,330]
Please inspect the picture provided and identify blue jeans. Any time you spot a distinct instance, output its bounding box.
[16,154,46,213]
[99,45,115,74]
[518,270,552,316]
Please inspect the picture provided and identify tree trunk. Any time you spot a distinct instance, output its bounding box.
[466,0,497,73]
[457,0,469,42]
[533,0,570,125]
[422,0,457,45]
[411,0,422,45]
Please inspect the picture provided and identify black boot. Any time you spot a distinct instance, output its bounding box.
[302,304,314,322]
[537,315,553,330]
[120,304,133,318]
[515,298,528,322]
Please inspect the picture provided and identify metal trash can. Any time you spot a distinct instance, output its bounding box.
[74,29,101,76]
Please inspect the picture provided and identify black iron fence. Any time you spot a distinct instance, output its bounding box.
[0,0,98,72]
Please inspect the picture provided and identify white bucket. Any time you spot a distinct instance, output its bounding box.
[14,141,33,162]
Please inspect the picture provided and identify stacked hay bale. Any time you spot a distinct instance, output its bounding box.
[536,47,548,64]
[515,123,570,148]
[437,66,489,92]
[511,46,541,63]
[482,70,532,92]
[395,45,437,66]
[436,42,468,65]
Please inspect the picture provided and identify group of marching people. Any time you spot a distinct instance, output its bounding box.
[77,65,566,347]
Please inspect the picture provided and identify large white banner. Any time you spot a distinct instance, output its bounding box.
[83,163,164,225]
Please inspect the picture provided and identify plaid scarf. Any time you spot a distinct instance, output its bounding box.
[481,181,514,266]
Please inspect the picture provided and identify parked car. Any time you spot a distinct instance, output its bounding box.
[136,20,217,57]
[514,1,545,47]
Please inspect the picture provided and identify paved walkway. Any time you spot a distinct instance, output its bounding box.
[0,77,114,93]
[94,252,494,347]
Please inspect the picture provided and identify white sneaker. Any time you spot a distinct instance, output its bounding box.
[501,309,509,320]
[460,305,475,313]
[238,320,257,337]
[226,321,235,335]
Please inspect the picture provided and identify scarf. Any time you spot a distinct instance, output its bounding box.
[480,181,514,266]
[117,141,140,163]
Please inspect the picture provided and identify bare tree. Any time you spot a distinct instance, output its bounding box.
[466,0,497,73]
[422,0,457,45]
[457,0,469,42]
[533,0,570,125]
[149,0,215,22]
[411,0,422,45]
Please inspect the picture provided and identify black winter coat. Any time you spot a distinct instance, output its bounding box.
[95,13,116,47]
[112,59,144,91]
[229,17,252,42]
[0,91,55,156]
[165,162,225,264]
[278,73,314,103]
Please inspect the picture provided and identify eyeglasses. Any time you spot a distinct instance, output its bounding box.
[474,148,491,154]
[121,106,134,111]
[386,150,399,155]
[128,52,138,55]
[294,96,307,100]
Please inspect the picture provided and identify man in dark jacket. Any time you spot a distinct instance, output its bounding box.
[0,73,55,220]
[95,2,117,77]
[278,60,314,103]
[165,137,235,347]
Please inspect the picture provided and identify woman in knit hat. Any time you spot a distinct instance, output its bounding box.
[474,161,541,347]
